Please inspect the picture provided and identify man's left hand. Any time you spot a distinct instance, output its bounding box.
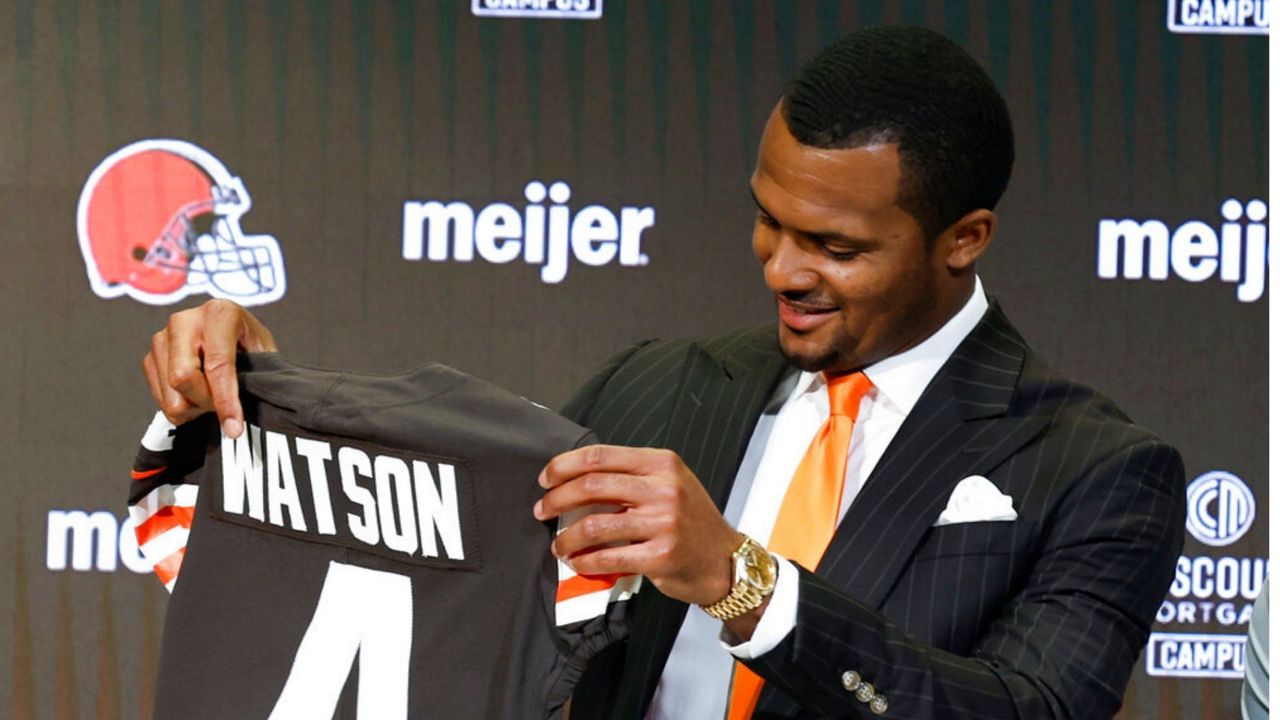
[534,444,743,607]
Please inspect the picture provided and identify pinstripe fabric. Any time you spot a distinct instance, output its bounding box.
[565,305,1185,720]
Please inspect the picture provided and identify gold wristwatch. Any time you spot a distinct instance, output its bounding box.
[701,534,778,621]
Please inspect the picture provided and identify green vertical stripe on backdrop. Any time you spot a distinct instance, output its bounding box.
[1244,38,1266,183]
[606,0,628,181]
[689,2,710,195]
[897,0,922,27]
[227,0,248,148]
[522,22,542,169]
[394,0,416,186]
[1158,3,1181,177]
[55,0,80,149]
[1201,36,1223,194]
[1071,0,1097,187]
[985,0,1010,93]
[1113,1,1139,197]
[1030,1,1053,189]
[564,21,585,172]
[944,0,969,45]
[434,0,458,184]
[816,0,839,50]
[268,0,291,162]
[647,1,670,177]
[479,19,501,191]
[140,0,161,127]
[731,0,756,175]
[350,1,373,182]
[772,0,796,98]
[183,0,203,136]
[14,0,34,176]
[310,0,332,155]
[860,0,890,27]
[95,1,120,141]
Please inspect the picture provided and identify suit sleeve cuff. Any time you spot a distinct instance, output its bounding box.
[720,554,798,659]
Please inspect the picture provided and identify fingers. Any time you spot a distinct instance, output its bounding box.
[198,300,249,436]
[147,328,200,424]
[535,470,671,521]
[550,506,668,559]
[144,299,274,436]
[561,541,659,578]
[540,445,681,489]
[141,341,171,417]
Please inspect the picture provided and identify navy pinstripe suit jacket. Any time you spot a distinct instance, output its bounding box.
[564,303,1185,719]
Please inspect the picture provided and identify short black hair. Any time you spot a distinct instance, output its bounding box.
[782,26,1014,240]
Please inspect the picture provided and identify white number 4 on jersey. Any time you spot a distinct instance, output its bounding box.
[269,562,412,720]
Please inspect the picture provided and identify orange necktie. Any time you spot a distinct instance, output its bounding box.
[725,371,872,720]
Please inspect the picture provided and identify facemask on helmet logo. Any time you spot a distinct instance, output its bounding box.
[77,139,286,306]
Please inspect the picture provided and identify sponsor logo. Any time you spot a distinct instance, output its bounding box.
[1146,633,1247,678]
[77,139,286,307]
[402,180,655,284]
[1147,471,1265,679]
[1186,470,1256,546]
[471,0,602,20]
[45,510,151,574]
[1097,198,1268,303]
[1168,0,1269,34]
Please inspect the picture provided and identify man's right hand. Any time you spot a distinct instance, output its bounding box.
[142,299,278,438]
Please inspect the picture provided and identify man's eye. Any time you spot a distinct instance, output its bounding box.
[822,245,860,261]
[756,212,780,229]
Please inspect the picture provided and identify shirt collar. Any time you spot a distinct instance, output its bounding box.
[788,276,990,415]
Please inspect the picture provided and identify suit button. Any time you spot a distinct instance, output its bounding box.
[840,670,861,691]
[869,694,889,714]
[854,681,875,703]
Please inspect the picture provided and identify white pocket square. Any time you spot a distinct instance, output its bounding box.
[934,475,1018,526]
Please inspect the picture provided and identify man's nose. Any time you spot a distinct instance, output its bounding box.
[761,235,818,295]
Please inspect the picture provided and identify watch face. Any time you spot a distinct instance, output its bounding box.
[739,543,776,590]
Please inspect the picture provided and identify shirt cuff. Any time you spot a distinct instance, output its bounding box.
[720,553,799,659]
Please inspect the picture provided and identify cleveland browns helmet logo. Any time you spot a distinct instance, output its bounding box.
[77,139,286,306]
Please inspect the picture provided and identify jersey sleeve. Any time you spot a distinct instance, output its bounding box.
[126,412,212,592]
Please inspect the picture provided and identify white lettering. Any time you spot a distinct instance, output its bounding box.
[339,447,380,547]
[1097,199,1269,301]
[223,426,266,521]
[373,456,419,556]
[402,201,475,262]
[266,430,308,532]
[1170,221,1218,281]
[571,205,619,266]
[46,510,117,571]
[474,203,523,263]
[404,181,655,284]
[413,461,465,560]
[294,437,338,536]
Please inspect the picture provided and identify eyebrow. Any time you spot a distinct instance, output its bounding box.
[749,188,878,248]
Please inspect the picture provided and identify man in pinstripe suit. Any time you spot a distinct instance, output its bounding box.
[534,27,1186,719]
[146,27,1184,720]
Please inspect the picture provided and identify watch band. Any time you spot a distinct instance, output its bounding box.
[700,535,775,621]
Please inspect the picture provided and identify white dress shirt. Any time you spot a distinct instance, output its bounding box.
[646,278,990,720]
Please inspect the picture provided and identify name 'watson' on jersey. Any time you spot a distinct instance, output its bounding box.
[401,180,655,284]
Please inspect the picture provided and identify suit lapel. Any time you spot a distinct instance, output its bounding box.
[817,304,1050,609]
[626,326,789,713]
[661,325,790,509]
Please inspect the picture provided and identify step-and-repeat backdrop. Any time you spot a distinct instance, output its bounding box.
[0,1,1267,717]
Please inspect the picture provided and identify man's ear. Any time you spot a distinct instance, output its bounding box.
[940,209,996,272]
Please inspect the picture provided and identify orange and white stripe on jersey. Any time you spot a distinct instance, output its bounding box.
[553,504,641,627]
[128,412,199,593]
[129,481,199,592]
